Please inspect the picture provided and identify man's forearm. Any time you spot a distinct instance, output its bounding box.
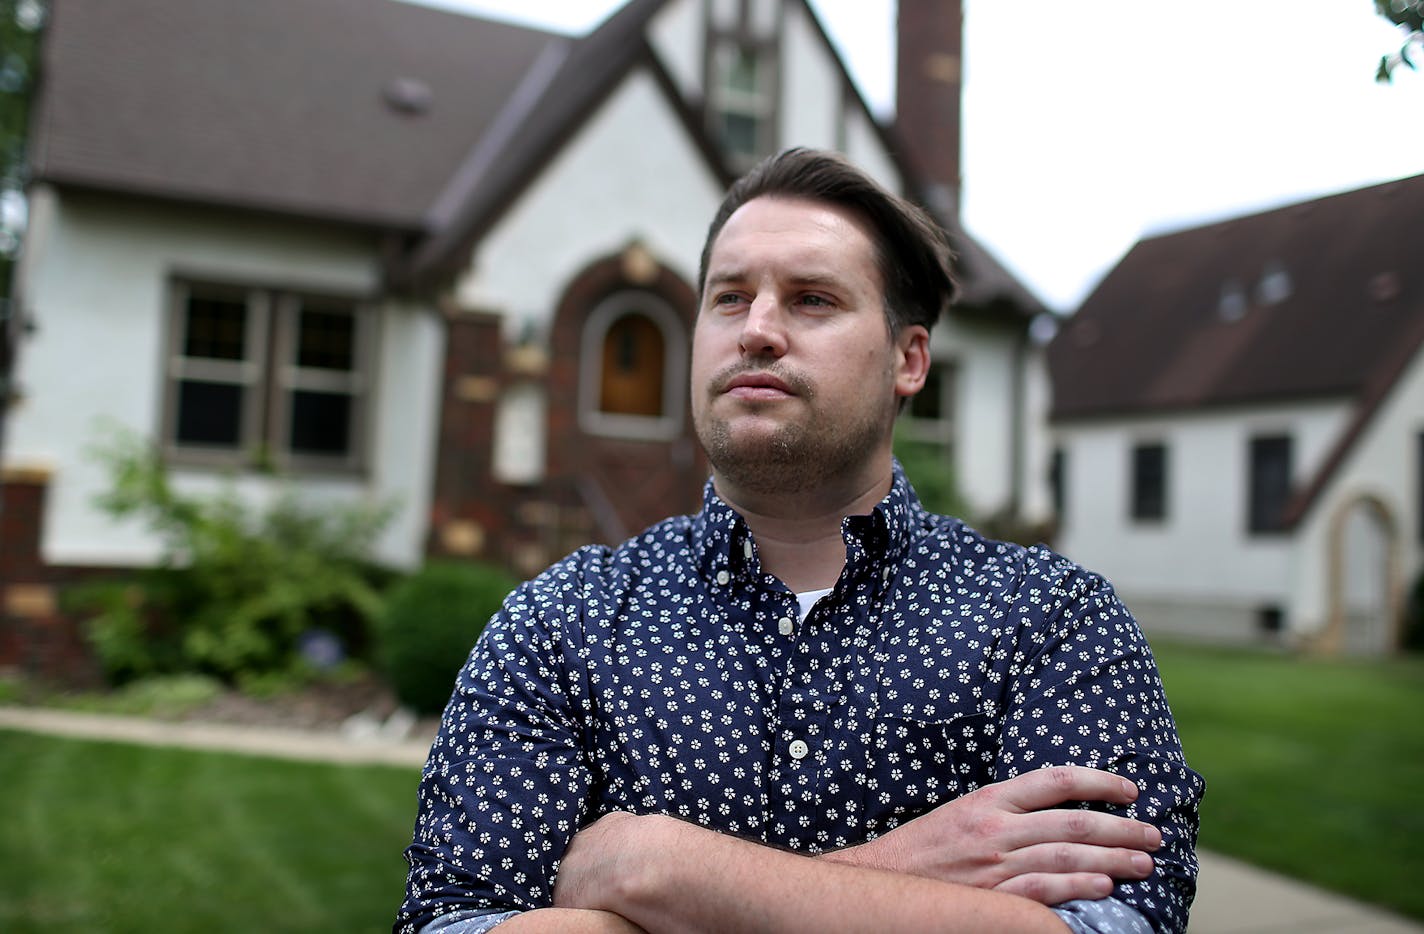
[554,813,1071,934]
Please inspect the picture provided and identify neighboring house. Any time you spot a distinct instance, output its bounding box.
[1,0,1049,677]
[1049,173,1424,654]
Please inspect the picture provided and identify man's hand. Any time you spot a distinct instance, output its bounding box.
[821,765,1160,905]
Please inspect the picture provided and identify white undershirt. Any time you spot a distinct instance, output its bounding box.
[795,588,833,623]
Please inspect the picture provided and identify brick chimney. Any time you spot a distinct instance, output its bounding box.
[896,0,963,221]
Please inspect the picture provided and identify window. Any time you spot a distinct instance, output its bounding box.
[1248,435,1293,534]
[708,38,775,170]
[1049,447,1067,522]
[165,281,371,471]
[1130,442,1168,522]
[579,292,685,441]
[901,359,957,449]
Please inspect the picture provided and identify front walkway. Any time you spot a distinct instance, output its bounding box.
[1,705,1420,933]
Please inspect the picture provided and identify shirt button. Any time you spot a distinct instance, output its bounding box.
[743,539,754,559]
[716,569,730,585]
[788,739,809,760]
[778,616,794,636]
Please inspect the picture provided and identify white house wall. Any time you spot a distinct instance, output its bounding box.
[780,2,841,151]
[453,67,725,337]
[933,315,1021,519]
[1291,347,1424,639]
[5,186,440,570]
[1054,399,1352,641]
[647,0,703,103]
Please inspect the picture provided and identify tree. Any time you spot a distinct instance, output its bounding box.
[1376,0,1424,82]
[1,0,43,418]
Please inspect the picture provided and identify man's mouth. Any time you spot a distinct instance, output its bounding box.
[721,371,795,400]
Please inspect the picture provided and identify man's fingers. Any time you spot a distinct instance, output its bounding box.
[1004,842,1155,883]
[1010,807,1162,853]
[995,871,1117,907]
[991,765,1141,813]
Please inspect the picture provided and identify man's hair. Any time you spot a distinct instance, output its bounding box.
[696,148,959,336]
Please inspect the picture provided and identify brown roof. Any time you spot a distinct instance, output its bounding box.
[28,0,1044,324]
[1049,172,1424,420]
[30,0,563,229]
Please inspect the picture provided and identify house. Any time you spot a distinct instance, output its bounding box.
[1048,173,1424,654]
[1,0,1050,678]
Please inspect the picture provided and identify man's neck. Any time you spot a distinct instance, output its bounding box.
[714,466,893,594]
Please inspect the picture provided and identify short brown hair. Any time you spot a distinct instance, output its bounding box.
[697,148,959,335]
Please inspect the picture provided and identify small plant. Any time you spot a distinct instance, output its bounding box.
[375,562,517,715]
[74,429,396,684]
[893,428,968,520]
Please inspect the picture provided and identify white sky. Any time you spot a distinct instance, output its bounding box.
[404,0,1424,311]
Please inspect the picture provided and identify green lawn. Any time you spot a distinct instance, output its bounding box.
[1152,640,1424,920]
[0,731,419,932]
[3,643,1421,927]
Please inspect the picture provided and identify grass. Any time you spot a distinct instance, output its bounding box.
[3,642,1421,927]
[0,731,419,932]
[1151,640,1424,920]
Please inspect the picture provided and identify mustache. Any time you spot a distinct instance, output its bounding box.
[707,362,814,397]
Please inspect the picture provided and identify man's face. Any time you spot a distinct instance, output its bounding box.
[690,195,928,496]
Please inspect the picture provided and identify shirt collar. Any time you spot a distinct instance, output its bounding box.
[691,460,928,587]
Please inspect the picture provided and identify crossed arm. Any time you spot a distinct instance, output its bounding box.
[494,766,1161,933]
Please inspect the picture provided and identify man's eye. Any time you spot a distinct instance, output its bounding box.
[715,292,745,306]
[801,294,832,307]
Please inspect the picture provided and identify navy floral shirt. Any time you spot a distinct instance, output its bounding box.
[397,467,1203,933]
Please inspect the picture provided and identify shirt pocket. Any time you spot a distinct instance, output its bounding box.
[858,710,999,836]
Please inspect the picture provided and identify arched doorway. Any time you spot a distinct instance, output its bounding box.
[1328,495,1400,655]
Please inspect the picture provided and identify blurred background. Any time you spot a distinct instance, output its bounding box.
[0,0,1420,930]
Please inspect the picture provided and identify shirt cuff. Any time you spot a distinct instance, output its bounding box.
[1052,896,1154,934]
[418,908,520,934]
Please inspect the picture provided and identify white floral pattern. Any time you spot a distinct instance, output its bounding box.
[397,466,1203,933]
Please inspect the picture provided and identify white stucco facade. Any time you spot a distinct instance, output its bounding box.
[1053,398,1368,643]
[1290,346,1424,647]
[453,67,724,335]
[5,186,442,569]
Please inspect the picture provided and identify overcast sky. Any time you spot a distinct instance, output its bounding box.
[405,0,1424,311]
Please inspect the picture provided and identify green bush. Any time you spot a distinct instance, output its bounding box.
[376,562,516,715]
[73,430,395,684]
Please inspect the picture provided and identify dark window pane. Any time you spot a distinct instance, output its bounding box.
[175,380,243,447]
[910,365,944,420]
[1131,443,1167,521]
[184,294,247,360]
[296,304,355,371]
[721,111,760,158]
[727,48,759,94]
[290,390,352,456]
[1249,436,1292,534]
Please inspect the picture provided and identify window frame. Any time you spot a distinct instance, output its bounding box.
[161,278,375,475]
[705,32,778,172]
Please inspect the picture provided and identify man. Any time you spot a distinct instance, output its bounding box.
[396,148,1203,933]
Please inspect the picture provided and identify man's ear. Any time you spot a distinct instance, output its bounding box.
[894,325,931,400]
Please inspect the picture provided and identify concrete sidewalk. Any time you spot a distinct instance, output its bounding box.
[2,705,1420,933]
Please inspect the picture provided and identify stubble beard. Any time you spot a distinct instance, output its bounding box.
[694,363,896,496]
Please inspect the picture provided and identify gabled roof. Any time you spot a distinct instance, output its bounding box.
[1049,172,1424,420]
[28,0,1044,323]
[30,0,563,229]
[404,0,732,285]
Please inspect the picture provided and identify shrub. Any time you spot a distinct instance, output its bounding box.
[74,429,395,684]
[376,562,516,715]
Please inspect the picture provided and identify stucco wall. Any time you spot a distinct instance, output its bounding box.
[1291,346,1424,642]
[453,68,724,337]
[1053,399,1352,639]
[5,186,441,569]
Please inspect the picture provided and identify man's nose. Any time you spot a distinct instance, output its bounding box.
[739,294,789,358]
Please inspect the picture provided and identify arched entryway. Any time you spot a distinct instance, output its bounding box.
[1327,495,1400,655]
